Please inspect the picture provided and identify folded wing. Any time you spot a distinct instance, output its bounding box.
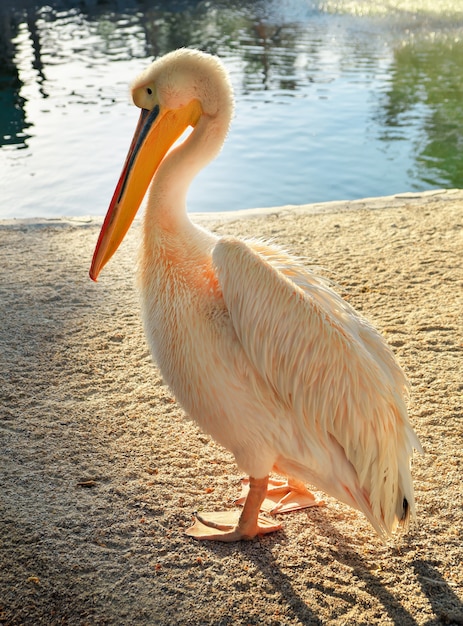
[213,237,421,536]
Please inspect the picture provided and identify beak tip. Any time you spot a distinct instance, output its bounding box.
[89,268,99,282]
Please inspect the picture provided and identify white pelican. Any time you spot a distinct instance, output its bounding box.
[90,48,422,542]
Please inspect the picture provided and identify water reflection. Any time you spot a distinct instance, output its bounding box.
[380,36,463,188]
[0,3,27,148]
[1,0,463,217]
[0,68,29,148]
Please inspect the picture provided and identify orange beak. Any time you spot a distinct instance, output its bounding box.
[89,99,202,281]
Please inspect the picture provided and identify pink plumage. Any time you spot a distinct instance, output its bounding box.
[91,48,422,542]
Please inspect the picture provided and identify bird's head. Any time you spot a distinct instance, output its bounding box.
[89,48,233,281]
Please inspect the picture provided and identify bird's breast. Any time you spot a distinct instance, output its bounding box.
[140,248,233,396]
[138,245,282,471]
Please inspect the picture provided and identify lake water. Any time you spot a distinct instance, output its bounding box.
[1,0,463,219]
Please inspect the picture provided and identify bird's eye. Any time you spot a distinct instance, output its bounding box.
[147,87,153,95]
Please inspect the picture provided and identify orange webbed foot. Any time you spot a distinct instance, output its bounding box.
[185,510,281,542]
[236,477,325,514]
[185,475,283,542]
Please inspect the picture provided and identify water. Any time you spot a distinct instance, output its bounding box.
[1,0,463,219]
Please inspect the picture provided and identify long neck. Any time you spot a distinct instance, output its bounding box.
[143,108,230,238]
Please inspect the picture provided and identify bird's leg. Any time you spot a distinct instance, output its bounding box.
[186,475,282,542]
[236,476,325,514]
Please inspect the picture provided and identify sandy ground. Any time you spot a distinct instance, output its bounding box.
[0,189,462,625]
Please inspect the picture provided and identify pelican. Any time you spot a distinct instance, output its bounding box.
[90,48,422,542]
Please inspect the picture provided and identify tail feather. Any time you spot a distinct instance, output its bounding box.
[399,496,410,529]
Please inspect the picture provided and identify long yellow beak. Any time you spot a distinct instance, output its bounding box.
[89,99,202,281]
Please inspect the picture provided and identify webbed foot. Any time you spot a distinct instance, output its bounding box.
[186,510,281,542]
[236,477,325,514]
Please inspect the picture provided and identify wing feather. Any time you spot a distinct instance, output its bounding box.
[213,236,421,535]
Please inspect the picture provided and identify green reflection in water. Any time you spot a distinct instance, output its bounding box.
[379,35,463,188]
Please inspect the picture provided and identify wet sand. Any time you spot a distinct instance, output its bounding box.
[1,189,462,625]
